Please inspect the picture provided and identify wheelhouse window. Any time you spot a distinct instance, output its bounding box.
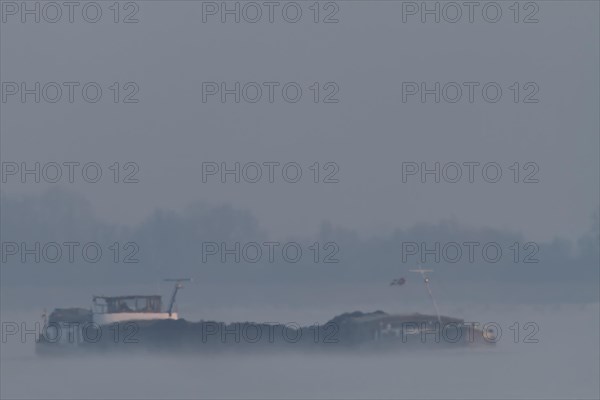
[94,296,162,314]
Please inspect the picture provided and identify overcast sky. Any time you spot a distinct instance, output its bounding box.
[1,1,598,243]
[1,4,599,399]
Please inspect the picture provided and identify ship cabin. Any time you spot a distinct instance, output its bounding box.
[93,295,162,314]
[92,295,178,325]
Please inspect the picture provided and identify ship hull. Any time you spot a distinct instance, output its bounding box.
[36,311,494,355]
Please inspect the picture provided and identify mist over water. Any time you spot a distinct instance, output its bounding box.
[2,285,599,399]
[7,347,597,400]
[1,0,599,398]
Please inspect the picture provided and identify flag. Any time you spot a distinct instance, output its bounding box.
[390,277,406,286]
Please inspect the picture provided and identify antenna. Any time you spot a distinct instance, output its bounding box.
[408,266,442,324]
[164,278,192,317]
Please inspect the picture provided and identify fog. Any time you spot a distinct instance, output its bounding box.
[1,192,599,397]
[2,302,599,399]
[1,1,598,241]
[1,0,599,398]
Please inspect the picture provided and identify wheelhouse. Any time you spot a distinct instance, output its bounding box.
[93,295,162,314]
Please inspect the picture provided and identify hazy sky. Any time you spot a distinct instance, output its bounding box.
[1,1,598,244]
[1,4,599,399]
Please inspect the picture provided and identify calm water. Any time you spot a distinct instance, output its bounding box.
[1,302,598,399]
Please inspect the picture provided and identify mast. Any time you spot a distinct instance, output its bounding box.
[408,266,442,324]
[164,278,192,316]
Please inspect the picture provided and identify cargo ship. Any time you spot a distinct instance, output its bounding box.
[36,271,496,355]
